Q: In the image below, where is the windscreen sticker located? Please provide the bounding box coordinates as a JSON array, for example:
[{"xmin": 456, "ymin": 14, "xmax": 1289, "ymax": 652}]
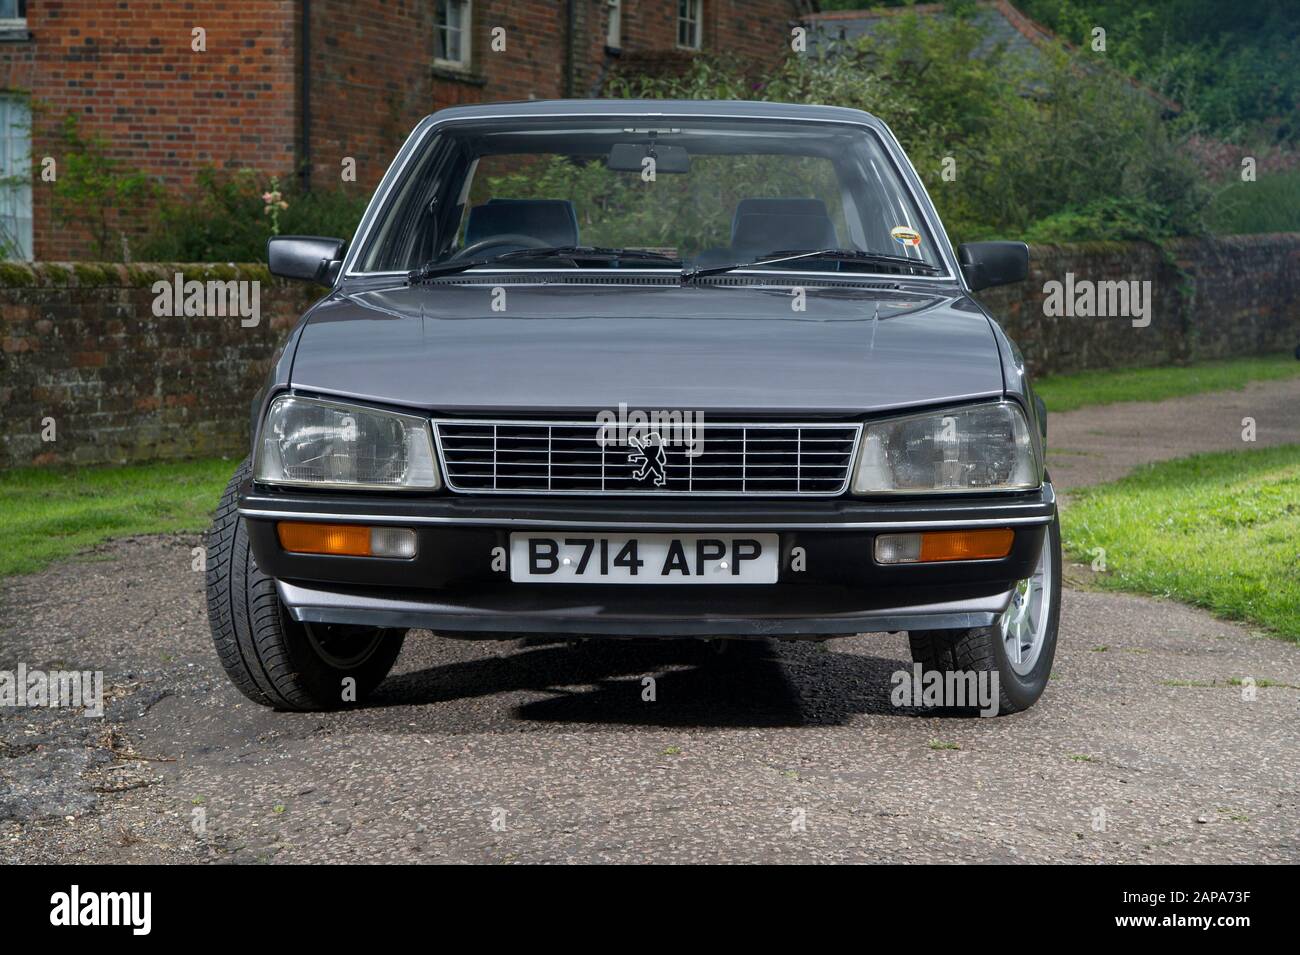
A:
[{"xmin": 890, "ymin": 226, "xmax": 922, "ymax": 248}]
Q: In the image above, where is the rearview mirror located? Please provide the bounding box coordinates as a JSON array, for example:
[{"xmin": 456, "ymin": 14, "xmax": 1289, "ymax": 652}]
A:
[
  {"xmin": 268, "ymin": 235, "xmax": 346, "ymax": 283},
  {"xmin": 607, "ymin": 143, "xmax": 690, "ymax": 174},
  {"xmin": 958, "ymin": 241, "xmax": 1029, "ymax": 291}
]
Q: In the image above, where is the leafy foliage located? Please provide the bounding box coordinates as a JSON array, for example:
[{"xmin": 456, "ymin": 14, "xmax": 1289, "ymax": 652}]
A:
[
  {"xmin": 820, "ymin": 0, "xmax": 1300, "ymax": 147},
  {"xmin": 49, "ymin": 114, "xmax": 159, "ymax": 260},
  {"xmin": 1015, "ymin": 0, "xmax": 1300, "ymax": 145},
  {"xmin": 36, "ymin": 111, "xmax": 368, "ymax": 262},
  {"xmin": 137, "ymin": 168, "xmax": 368, "ymax": 262},
  {"xmin": 606, "ymin": 11, "xmax": 1210, "ymax": 243}
]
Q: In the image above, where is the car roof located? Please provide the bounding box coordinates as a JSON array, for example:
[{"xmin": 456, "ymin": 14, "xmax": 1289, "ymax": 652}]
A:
[{"xmin": 421, "ymin": 99, "xmax": 887, "ymax": 130}]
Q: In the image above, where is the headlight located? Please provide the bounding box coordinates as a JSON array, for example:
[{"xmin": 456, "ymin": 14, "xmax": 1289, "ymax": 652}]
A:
[
  {"xmin": 851, "ymin": 401, "xmax": 1038, "ymax": 494},
  {"xmin": 255, "ymin": 395, "xmax": 440, "ymax": 490}
]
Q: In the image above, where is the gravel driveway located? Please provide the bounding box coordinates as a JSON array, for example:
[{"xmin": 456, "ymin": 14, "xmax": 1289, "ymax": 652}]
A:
[{"xmin": 3, "ymin": 381, "xmax": 1298, "ymax": 864}]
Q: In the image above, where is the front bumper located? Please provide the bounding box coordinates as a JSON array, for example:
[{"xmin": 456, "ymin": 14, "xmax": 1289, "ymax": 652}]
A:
[{"xmin": 239, "ymin": 481, "xmax": 1056, "ymax": 637}]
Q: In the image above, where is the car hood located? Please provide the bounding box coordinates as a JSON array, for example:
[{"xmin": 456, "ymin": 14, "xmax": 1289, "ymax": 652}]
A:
[{"xmin": 289, "ymin": 281, "xmax": 1005, "ymax": 416}]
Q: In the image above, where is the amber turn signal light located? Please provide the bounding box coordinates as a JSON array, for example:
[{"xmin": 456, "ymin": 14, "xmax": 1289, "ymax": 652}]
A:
[
  {"xmin": 874, "ymin": 528, "xmax": 1014, "ymax": 564},
  {"xmin": 276, "ymin": 522, "xmax": 416, "ymax": 559}
]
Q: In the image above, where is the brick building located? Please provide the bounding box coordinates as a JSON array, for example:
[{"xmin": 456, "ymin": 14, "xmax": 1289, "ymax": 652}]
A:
[{"xmin": 0, "ymin": 0, "xmax": 812, "ymax": 260}]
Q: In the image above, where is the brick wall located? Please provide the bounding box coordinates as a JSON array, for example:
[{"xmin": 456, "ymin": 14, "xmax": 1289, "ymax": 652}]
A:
[
  {"xmin": 2, "ymin": 1, "xmax": 808, "ymax": 253},
  {"xmin": 978, "ymin": 234, "xmax": 1300, "ymax": 376},
  {"xmin": 2, "ymin": 234, "xmax": 1296, "ymax": 469},
  {"xmin": 307, "ymin": 0, "xmax": 571, "ymax": 193},
  {"xmin": 0, "ymin": 263, "xmax": 315, "ymax": 467},
  {"xmin": 1, "ymin": 1, "xmax": 299, "ymax": 259}
]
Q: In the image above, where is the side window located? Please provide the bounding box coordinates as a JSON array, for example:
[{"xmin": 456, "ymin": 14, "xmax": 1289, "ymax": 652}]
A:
[
  {"xmin": 435, "ymin": 0, "xmax": 472, "ymax": 70},
  {"xmin": 0, "ymin": 94, "xmax": 32, "ymax": 260},
  {"xmin": 356, "ymin": 134, "xmax": 462, "ymax": 272}
]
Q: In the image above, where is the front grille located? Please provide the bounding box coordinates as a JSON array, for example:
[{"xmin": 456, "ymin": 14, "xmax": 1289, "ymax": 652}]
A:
[{"xmin": 434, "ymin": 420, "xmax": 861, "ymax": 496}]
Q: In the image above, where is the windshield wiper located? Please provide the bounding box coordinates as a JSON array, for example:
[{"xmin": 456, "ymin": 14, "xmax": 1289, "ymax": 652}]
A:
[
  {"xmin": 409, "ymin": 246, "xmax": 681, "ymax": 282},
  {"xmin": 504, "ymin": 246, "xmax": 681, "ymax": 264},
  {"xmin": 683, "ymin": 248, "xmax": 944, "ymax": 281}
]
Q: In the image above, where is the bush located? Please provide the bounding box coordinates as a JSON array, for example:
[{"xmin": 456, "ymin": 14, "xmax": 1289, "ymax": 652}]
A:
[
  {"xmin": 34, "ymin": 112, "xmax": 370, "ymax": 263},
  {"xmin": 1024, "ymin": 198, "xmax": 1176, "ymax": 244},
  {"xmin": 138, "ymin": 168, "xmax": 368, "ymax": 262},
  {"xmin": 605, "ymin": 9, "xmax": 1212, "ymax": 244},
  {"xmin": 1205, "ymin": 170, "xmax": 1300, "ymax": 235}
]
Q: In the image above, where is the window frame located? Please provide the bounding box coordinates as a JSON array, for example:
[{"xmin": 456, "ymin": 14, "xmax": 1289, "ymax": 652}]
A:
[
  {"xmin": 606, "ymin": 0, "xmax": 622, "ymax": 50},
  {"xmin": 0, "ymin": 0, "xmax": 27, "ymax": 31},
  {"xmin": 677, "ymin": 0, "xmax": 702, "ymax": 51},
  {"xmin": 434, "ymin": 0, "xmax": 473, "ymax": 71},
  {"xmin": 0, "ymin": 94, "xmax": 33, "ymax": 261}
]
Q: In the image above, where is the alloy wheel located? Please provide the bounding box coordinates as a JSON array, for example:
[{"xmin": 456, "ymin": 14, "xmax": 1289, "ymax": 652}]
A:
[{"xmin": 1000, "ymin": 536, "xmax": 1052, "ymax": 677}]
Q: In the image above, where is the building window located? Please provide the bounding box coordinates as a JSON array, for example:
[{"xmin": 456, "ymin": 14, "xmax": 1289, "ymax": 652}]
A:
[
  {"xmin": 677, "ymin": 0, "xmax": 701, "ymax": 50},
  {"xmin": 0, "ymin": 0, "xmax": 27, "ymax": 30},
  {"xmin": 435, "ymin": 0, "xmax": 472, "ymax": 69},
  {"xmin": 0, "ymin": 95, "xmax": 32, "ymax": 260},
  {"xmin": 606, "ymin": 0, "xmax": 622, "ymax": 49}
]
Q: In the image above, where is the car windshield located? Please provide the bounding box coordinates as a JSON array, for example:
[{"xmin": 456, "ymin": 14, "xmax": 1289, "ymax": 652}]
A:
[{"xmin": 353, "ymin": 116, "xmax": 946, "ymax": 276}]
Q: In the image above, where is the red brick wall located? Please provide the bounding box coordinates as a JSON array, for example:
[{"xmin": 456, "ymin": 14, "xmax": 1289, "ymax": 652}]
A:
[
  {"xmin": 308, "ymin": 0, "xmax": 570, "ymax": 192},
  {"xmin": 2, "ymin": 1, "xmax": 298, "ymax": 260},
  {"xmin": 1, "ymin": 1, "xmax": 806, "ymax": 255},
  {"xmin": 608, "ymin": 0, "xmax": 800, "ymax": 85}
]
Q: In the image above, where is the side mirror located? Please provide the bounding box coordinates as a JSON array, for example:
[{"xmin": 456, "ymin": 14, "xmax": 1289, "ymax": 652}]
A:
[
  {"xmin": 268, "ymin": 235, "xmax": 346, "ymax": 283},
  {"xmin": 958, "ymin": 241, "xmax": 1028, "ymax": 291}
]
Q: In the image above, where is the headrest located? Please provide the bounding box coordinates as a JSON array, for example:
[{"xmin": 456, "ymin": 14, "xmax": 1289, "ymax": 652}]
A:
[
  {"xmin": 731, "ymin": 212, "xmax": 838, "ymax": 256},
  {"xmin": 464, "ymin": 199, "xmax": 579, "ymax": 248},
  {"xmin": 732, "ymin": 198, "xmax": 830, "ymax": 242}
]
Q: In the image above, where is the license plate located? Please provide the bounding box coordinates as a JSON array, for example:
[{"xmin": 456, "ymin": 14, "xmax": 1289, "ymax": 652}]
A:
[{"xmin": 509, "ymin": 533, "xmax": 779, "ymax": 584}]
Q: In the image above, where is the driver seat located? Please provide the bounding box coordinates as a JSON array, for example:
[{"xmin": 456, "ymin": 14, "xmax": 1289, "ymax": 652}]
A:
[{"xmin": 464, "ymin": 199, "xmax": 580, "ymax": 248}]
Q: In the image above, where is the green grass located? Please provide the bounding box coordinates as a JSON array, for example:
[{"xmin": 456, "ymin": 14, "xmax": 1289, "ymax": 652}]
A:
[
  {"xmin": 0, "ymin": 458, "xmax": 236, "ymax": 578},
  {"xmin": 1034, "ymin": 353, "xmax": 1300, "ymax": 413},
  {"xmin": 1061, "ymin": 445, "xmax": 1300, "ymax": 641}
]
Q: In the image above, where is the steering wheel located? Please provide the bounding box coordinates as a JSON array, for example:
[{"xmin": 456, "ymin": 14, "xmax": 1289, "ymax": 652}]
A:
[{"xmin": 451, "ymin": 233, "xmax": 554, "ymax": 261}]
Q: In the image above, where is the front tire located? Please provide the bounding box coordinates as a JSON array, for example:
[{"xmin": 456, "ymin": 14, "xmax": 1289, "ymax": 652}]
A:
[
  {"xmin": 205, "ymin": 460, "xmax": 405, "ymax": 711},
  {"xmin": 907, "ymin": 512, "xmax": 1062, "ymax": 715}
]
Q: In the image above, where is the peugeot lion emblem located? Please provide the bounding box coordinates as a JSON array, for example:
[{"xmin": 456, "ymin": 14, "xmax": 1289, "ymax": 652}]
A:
[{"xmin": 627, "ymin": 432, "xmax": 669, "ymax": 487}]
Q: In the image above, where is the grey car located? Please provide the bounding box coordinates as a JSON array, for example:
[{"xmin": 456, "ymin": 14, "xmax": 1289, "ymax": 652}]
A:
[{"xmin": 206, "ymin": 99, "xmax": 1060, "ymax": 715}]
